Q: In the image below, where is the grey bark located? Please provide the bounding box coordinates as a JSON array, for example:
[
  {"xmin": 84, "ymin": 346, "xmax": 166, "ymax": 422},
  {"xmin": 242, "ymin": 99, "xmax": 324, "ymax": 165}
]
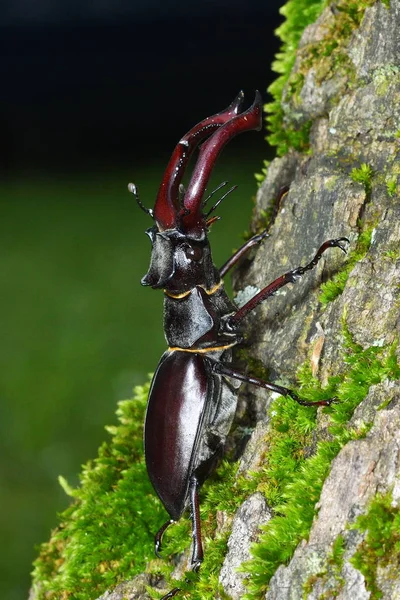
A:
[{"xmin": 221, "ymin": 1, "xmax": 400, "ymax": 598}]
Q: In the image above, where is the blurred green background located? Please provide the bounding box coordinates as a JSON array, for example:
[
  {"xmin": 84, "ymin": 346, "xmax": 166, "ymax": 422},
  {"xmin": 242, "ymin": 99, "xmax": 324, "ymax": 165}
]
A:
[
  {"xmin": 1, "ymin": 0, "xmax": 282, "ymax": 597},
  {"xmin": 0, "ymin": 152, "xmax": 265, "ymax": 600}
]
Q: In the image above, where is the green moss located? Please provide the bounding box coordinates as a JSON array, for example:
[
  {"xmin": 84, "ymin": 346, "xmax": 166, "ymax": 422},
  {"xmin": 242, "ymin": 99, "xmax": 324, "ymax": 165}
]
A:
[
  {"xmin": 240, "ymin": 330, "xmax": 399, "ymax": 599},
  {"xmin": 236, "ymin": 348, "xmax": 270, "ymax": 380},
  {"xmin": 350, "ymin": 163, "xmax": 374, "ymax": 193},
  {"xmin": 383, "ymin": 248, "xmax": 400, "ymax": 262},
  {"xmin": 386, "ymin": 175, "xmax": 398, "ymax": 197},
  {"xmin": 319, "ymin": 225, "xmax": 374, "ymax": 305},
  {"xmin": 350, "ymin": 491, "xmax": 400, "ymax": 599},
  {"xmin": 302, "ymin": 534, "xmax": 346, "ymax": 598},
  {"xmin": 261, "ymin": 0, "xmax": 377, "ymax": 170},
  {"xmin": 255, "ymin": 159, "xmax": 270, "ymax": 188},
  {"xmin": 260, "ymin": 0, "xmax": 326, "ymax": 162},
  {"xmin": 31, "ymin": 330, "xmax": 400, "ymax": 599},
  {"xmin": 31, "ymin": 379, "xmax": 169, "ymax": 600},
  {"xmin": 372, "ymin": 64, "xmax": 400, "ymax": 96}
]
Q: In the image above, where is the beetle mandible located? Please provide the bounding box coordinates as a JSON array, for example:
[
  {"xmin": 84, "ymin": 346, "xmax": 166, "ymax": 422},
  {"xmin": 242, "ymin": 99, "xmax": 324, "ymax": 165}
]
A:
[{"xmin": 128, "ymin": 91, "xmax": 348, "ymax": 598}]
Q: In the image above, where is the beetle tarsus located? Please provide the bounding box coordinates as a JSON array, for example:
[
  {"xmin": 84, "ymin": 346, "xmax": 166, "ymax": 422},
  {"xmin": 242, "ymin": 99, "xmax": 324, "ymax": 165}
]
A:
[
  {"xmin": 160, "ymin": 587, "xmax": 181, "ymax": 600},
  {"xmin": 154, "ymin": 519, "xmax": 175, "ymax": 558}
]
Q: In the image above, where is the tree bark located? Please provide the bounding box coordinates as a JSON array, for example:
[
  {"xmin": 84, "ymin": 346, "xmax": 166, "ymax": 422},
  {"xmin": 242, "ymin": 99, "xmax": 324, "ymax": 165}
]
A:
[{"xmin": 221, "ymin": 1, "xmax": 400, "ymax": 598}]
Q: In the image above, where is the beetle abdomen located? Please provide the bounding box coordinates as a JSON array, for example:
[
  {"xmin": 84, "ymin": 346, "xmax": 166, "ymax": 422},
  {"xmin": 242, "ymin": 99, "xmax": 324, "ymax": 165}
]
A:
[{"xmin": 144, "ymin": 351, "xmax": 211, "ymax": 520}]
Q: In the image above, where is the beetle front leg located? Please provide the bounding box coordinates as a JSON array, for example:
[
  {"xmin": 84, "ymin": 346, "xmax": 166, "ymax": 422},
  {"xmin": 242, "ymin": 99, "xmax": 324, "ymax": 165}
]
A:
[
  {"xmin": 219, "ymin": 230, "xmax": 269, "ymax": 278},
  {"xmin": 227, "ymin": 237, "xmax": 349, "ymax": 326},
  {"xmin": 211, "ymin": 361, "xmax": 336, "ymax": 407},
  {"xmin": 219, "ymin": 186, "xmax": 290, "ymax": 278}
]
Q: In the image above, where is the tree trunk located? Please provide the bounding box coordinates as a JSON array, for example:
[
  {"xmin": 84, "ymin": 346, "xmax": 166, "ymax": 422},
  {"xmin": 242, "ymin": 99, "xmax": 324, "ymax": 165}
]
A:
[{"xmin": 221, "ymin": 1, "xmax": 400, "ymax": 598}]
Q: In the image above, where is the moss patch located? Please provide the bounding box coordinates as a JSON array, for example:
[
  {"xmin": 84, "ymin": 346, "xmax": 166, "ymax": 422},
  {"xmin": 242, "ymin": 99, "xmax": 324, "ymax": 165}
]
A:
[
  {"xmin": 240, "ymin": 330, "xmax": 399, "ymax": 599},
  {"xmin": 350, "ymin": 491, "xmax": 400, "ymax": 599},
  {"xmin": 302, "ymin": 534, "xmax": 346, "ymax": 598},
  {"xmin": 264, "ymin": 0, "xmax": 326, "ymax": 157},
  {"xmin": 31, "ymin": 380, "xmax": 169, "ymax": 600},
  {"xmin": 386, "ymin": 175, "xmax": 398, "ymax": 197},
  {"xmin": 262, "ymin": 0, "xmax": 378, "ymax": 164},
  {"xmin": 319, "ymin": 225, "xmax": 374, "ymax": 305},
  {"xmin": 31, "ymin": 333, "xmax": 399, "ymax": 599}
]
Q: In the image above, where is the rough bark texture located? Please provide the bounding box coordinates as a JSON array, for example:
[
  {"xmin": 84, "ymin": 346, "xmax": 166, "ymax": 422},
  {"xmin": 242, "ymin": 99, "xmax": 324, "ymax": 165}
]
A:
[
  {"xmin": 265, "ymin": 381, "xmax": 400, "ymax": 600},
  {"xmin": 222, "ymin": 1, "xmax": 400, "ymax": 598}
]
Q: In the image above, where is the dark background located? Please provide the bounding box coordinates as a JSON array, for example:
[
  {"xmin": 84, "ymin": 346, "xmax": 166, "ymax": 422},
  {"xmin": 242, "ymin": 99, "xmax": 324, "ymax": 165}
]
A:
[{"xmin": 1, "ymin": 2, "xmax": 282, "ymax": 599}]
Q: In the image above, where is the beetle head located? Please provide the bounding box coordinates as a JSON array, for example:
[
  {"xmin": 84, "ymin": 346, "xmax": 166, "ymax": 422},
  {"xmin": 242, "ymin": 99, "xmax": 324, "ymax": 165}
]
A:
[
  {"xmin": 130, "ymin": 91, "xmax": 262, "ymax": 291},
  {"xmin": 141, "ymin": 227, "xmax": 217, "ymax": 292}
]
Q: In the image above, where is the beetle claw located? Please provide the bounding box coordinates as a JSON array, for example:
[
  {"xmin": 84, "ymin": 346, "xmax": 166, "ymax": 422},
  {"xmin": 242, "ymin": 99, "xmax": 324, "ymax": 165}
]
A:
[
  {"xmin": 155, "ymin": 542, "xmax": 163, "ymax": 559},
  {"xmin": 192, "ymin": 560, "xmax": 202, "ymax": 572},
  {"xmin": 327, "ymin": 395, "xmax": 340, "ymax": 405},
  {"xmin": 333, "ymin": 237, "xmax": 350, "ymax": 254},
  {"xmin": 160, "ymin": 587, "xmax": 181, "ymax": 600},
  {"xmin": 321, "ymin": 396, "xmax": 340, "ymax": 406}
]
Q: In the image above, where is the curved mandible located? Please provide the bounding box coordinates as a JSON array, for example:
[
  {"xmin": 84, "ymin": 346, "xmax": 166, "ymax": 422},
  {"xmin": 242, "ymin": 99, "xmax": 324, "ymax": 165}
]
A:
[
  {"xmin": 154, "ymin": 91, "xmax": 245, "ymax": 231},
  {"xmin": 182, "ymin": 91, "xmax": 262, "ymax": 234}
]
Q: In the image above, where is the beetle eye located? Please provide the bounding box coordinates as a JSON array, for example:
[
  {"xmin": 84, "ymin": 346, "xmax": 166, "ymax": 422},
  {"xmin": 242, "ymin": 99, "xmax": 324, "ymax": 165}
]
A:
[{"xmin": 183, "ymin": 244, "xmax": 203, "ymax": 261}]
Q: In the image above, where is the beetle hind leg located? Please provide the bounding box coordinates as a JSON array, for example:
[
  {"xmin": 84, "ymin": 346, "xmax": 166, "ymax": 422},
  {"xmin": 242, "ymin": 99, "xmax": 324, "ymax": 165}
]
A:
[
  {"xmin": 189, "ymin": 475, "xmax": 204, "ymax": 571},
  {"xmin": 155, "ymin": 518, "xmax": 175, "ymax": 558}
]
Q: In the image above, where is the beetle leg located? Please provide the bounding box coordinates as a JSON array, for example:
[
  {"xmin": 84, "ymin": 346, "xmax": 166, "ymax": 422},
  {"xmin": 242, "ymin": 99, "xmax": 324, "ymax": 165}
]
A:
[
  {"xmin": 189, "ymin": 475, "xmax": 204, "ymax": 571},
  {"xmin": 158, "ymin": 478, "xmax": 203, "ymax": 600},
  {"xmin": 219, "ymin": 186, "xmax": 290, "ymax": 277},
  {"xmin": 160, "ymin": 587, "xmax": 181, "ymax": 600},
  {"xmin": 228, "ymin": 237, "xmax": 349, "ymax": 327},
  {"xmin": 211, "ymin": 361, "xmax": 336, "ymax": 407},
  {"xmin": 154, "ymin": 519, "xmax": 175, "ymax": 558},
  {"xmin": 219, "ymin": 230, "xmax": 270, "ymax": 278}
]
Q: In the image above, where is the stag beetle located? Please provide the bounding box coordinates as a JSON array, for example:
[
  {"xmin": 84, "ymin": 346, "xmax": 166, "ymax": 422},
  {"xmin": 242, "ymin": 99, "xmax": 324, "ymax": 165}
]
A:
[{"xmin": 128, "ymin": 91, "xmax": 348, "ymax": 598}]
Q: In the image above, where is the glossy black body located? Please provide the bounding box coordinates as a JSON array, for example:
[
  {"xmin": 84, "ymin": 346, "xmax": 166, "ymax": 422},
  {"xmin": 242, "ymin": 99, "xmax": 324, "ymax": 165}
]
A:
[{"xmin": 144, "ymin": 230, "xmax": 239, "ymax": 521}]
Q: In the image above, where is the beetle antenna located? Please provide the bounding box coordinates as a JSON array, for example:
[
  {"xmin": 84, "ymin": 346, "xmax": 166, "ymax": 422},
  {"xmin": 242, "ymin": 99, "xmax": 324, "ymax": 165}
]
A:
[
  {"xmin": 205, "ymin": 185, "xmax": 238, "ymax": 217},
  {"xmin": 202, "ymin": 181, "xmax": 228, "ymax": 208},
  {"xmin": 128, "ymin": 183, "xmax": 154, "ymax": 218}
]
